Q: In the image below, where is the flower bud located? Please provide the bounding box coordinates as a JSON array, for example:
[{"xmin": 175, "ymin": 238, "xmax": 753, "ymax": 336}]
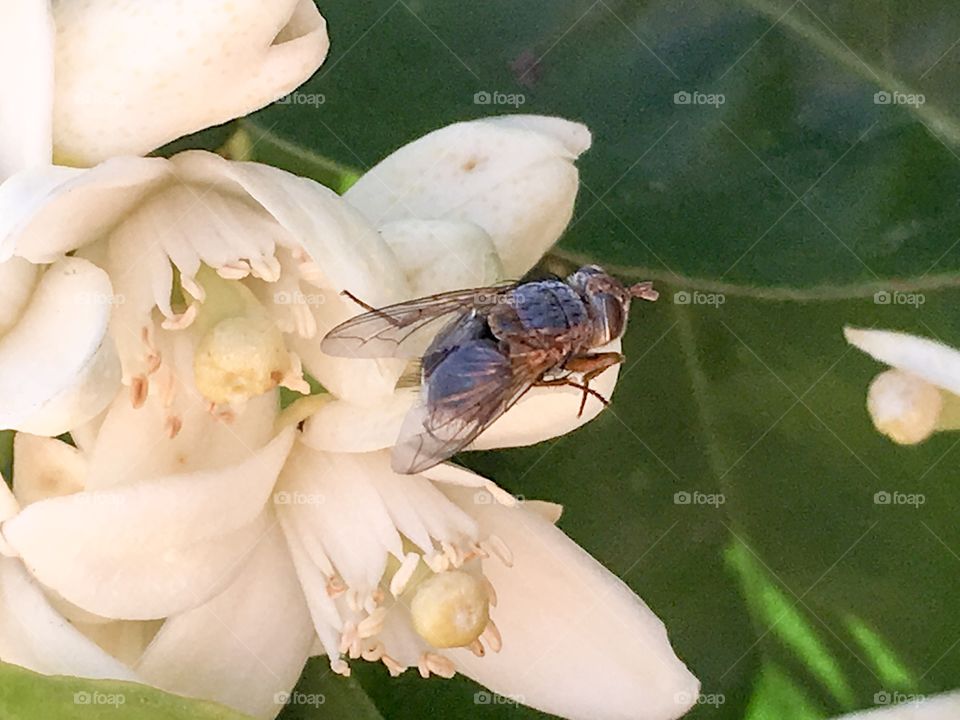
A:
[{"xmin": 866, "ymin": 369, "xmax": 942, "ymax": 445}]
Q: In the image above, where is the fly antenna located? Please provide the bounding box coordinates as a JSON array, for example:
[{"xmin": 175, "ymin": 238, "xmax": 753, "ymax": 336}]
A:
[{"xmin": 629, "ymin": 282, "xmax": 659, "ymax": 302}]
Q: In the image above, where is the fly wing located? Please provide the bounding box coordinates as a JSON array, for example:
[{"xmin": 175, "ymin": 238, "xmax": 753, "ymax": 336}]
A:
[
  {"xmin": 321, "ymin": 284, "xmax": 517, "ymax": 360},
  {"xmin": 391, "ymin": 341, "xmax": 554, "ymax": 474}
]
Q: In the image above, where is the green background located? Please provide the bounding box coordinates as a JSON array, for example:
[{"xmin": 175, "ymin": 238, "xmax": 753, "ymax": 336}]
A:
[{"xmin": 12, "ymin": 0, "xmax": 960, "ymax": 718}]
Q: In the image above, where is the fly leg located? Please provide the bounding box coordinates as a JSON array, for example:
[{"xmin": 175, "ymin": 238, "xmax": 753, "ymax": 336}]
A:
[
  {"xmin": 563, "ymin": 351, "xmax": 625, "ymax": 417},
  {"xmin": 534, "ymin": 375, "xmax": 610, "ymax": 415}
]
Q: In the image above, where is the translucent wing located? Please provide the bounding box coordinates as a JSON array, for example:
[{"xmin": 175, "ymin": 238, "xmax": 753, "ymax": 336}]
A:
[
  {"xmin": 391, "ymin": 340, "xmax": 554, "ymax": 474},
  {"xmin": 321, "ymin": 283, "xmax": 517, "ymax": 359}
]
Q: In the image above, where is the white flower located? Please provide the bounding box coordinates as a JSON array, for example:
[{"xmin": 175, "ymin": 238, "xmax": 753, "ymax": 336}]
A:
[
  {"xmin": 0, "ymin": 117, "xmax": 698, "ymax": 720},
  {"xmin": 845, "ymin": 328, "xmax": 960, "ymax": 444},
  {"xmin": 0, "ymin": 0, "xmax": 329, "ymax": 172},
  {"xmin": 0, "ymin": 0, "xmax": 329, "ymax": 434}
]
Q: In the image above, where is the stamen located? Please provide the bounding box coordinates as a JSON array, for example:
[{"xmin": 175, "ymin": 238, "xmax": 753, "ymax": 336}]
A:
[
  {"xmin": 326, "ymin": 575, "xmax": 346, "ymax": 598},
  {"xmin": 357, "ymin": 607, "xmax": 387, "ymax": 639},
  {"xmin": 131, "ymin": 376, "xmax": 148, "ymax": 409},
  {"xmin": 330, "ymin": 658, "xmax": 351, "ymax": 677},
  {"xmin": 481, "ymin": 576, "xmax": 498, "ymax": 607},
  {"xmin": 481, "ymin": 620, "xmax": 502, "ymax": 653},
  {"xmin": 390, "ymin": 552, "xmax": 420, "ymax": 597},
  {"xmin": 424, "ymin": 652, "xmax": 455, "ymax": 679},
  {"xmin": 381, "ymin": 654, "xmax": 405, "ymax": 677},
  {"xmin": 484, "ymin": 535, "xmax": 513, "ymax": 567},
  {"xmin": 217, "ymin": 261, "xmax": 251, "ymax": 280},
  {"xmin": 164, "ymin": 415, "xmax": 183, "ymax": 439},
  {"xmin": 161, "ymin": 303, "xmax": 198, "ymax": 331},
  {"xmin": 468, "ymin": 639, "xmax": 485, "ymax": 657}
]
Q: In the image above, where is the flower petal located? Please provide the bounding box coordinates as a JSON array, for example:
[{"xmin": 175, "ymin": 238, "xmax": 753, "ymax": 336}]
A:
[
  {"xmin": 0, "ymin": 557, "xmax": 136, "ymax": 680},
  {"xmin": 136, "ymin": 524, "xmax": 314, "ymax": 720},
  {"xmin": 442, "ymin": 487, "xmax": 698, "ymax": 720},
  {"xmin": 0, "ymin": 257, "xmax": 39, "ymax": 335},
  {"xmin": 845, "ymin": 327, "xmax": 960, "ymax": 397},
  {"xmin": 52, "ymin": 0, "xmax": 329, "ymax": 165},
  {"xmin": 174, "ymin": 151, "xmax": 411, "ymax": 404},
  {"xmin": 0, "ymin": 0, "xmax": 54, "ymax": 178},
  {"xmin": 378, "ymin": 219, "xmax": 503, "ymax": 294},
  {"xmin": 345, "ymin": 116, "xmax": 591, "ymax": 276},
  {"xmin": 3, "ymin": 429, "xmax": 295, "ymax": 619},
  {"xmin": 12, "ymin": 433, "xmax": 86, "ymax": 507},
  {"xmin": 0, "ymin": 157, "xmax": 169, "ymax": 262},
  {"xmin": 0, "ymin": 257, "xmax": 121, "ymax": 435}
]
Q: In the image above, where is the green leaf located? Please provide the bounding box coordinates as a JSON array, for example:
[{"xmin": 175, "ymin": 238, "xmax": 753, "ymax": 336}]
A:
[
  {"xmin": 278, "ymin": 658, "xmax": 385, "ymax": 720},
  {"xmin": 0, "ymin": 662, "xmax": 254, "ymax": 720},
  {"xmin": 250, "ymin": 0, "xmax": 960, "ymax": 288}
]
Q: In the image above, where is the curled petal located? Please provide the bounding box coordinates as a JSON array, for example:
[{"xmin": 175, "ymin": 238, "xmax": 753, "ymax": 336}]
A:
[
  {"xmin": 0, "ymin": 157, "xmax": 169, "ymax": 262},
  {"xmin": 53, "ymin": 0, "xmax": 329, "ymax": 164},
  {"xmin": 0, "ymin": 258, "xmax": 39, "ymax": 335},
  {"xmin": 0, "ymin": 0, "xmax": 54, "ymax": 178},
  {"xmin": 443, "ymin": 487, "xmax": 698, "ymax": 720},
  {"xmin": 0, "ymin": 257, "xmax": 121, "ymax": 435},
  {"xmin": 3, "ymin": 429, "xmax": 295, "ymax": 619},
  {"xmin": 845, "ymin": 327, "xmax": 960, "ymax": 397},
  {"xmin": 345, "ymin": 116, "xmax": 591, "ymax": 276},
  {"xmin": 0, "ymin": 557, "xmax": 136, "ymax": 681},
  {"xmin": 136, "ymin": 524, "xmax": 314, "ymax": 720}
]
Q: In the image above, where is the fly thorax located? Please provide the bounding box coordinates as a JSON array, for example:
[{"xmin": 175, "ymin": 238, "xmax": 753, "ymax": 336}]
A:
[{"xmin": 585, "ymin": 292, "xmax": 629, "ymax": 346}]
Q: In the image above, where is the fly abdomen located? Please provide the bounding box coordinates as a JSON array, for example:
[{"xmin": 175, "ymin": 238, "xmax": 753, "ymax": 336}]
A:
[
  {"xmin": 425, "ymin": 340, "xmax": 511, "ymax": 413},
  {"xmin": 489, "ymin": 279, "xmax": 589, "ymax": 345}
]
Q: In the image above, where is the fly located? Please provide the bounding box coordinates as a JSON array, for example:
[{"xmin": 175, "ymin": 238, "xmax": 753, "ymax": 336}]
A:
[{"xmin": 320, "ymin": 265, "xmax": 658, "ymax": 474}]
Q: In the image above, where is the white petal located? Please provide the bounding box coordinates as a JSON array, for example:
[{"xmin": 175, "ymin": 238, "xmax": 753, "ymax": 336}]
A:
[
  {"xmin": 3, "ymin": 429, "xmax": 294, "ymax": 619},
  {"xmin": 845, "ymin": 327, "xmax": 960, "ymax": 397},
  {"xmin": 174, "ymin": 151, "xmax": 411, "ymax": 404},
  {"xmin": 833, "ymin": 692, "xmax": 960, "ymax": 719},
  {"xmin": 136, "ymin": 524, "xmax": 314, "ymax": 720},
  {"xmin": 472, "ymin": 340, "xmax": 620, "ymax": 449},
  {"xmin": 52, "ymin": 0, "xmax": 329, "ymax": 165},
  {"xmin": 300, "ymin": 389, "xmax": 418, "ymax": 454},
  {"xmin": 0, "ymin": 157, "xmax": 170, "ymax": 262},
  {"xmin": 0, "ymin": 257, "xmax": 39, "ymax": 335},
  {"xmin": 0, "ymin": 257, "xmax": 121, "ymax": 435},
  {"xmin": 12, "ymin": 433, "xmax": 86, "ymax": 507},
  {"xmin": 443, "ymin": 488, "xmax": 698, "ymax": 720},
  {"xmin": 0, "ymin": 557, "xmax": 136, "ymax": 680},
  {"xmin": 0, "ymin": 0, "xmax": 54, "ymax": 178},
  {"xmin": 85, "ymin": 383, "xmax": 279, "ymax": 491},
  {"xmin": 379, "ymin": 219, "xmax": 503, "ymax": 294},
  {"xmin": 275, "ymin": 444, "xmax": 403, "ymax": 597},
  {"xmin": 345, "ymin": 116, "xmax": 591, "ymax": 276}
]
